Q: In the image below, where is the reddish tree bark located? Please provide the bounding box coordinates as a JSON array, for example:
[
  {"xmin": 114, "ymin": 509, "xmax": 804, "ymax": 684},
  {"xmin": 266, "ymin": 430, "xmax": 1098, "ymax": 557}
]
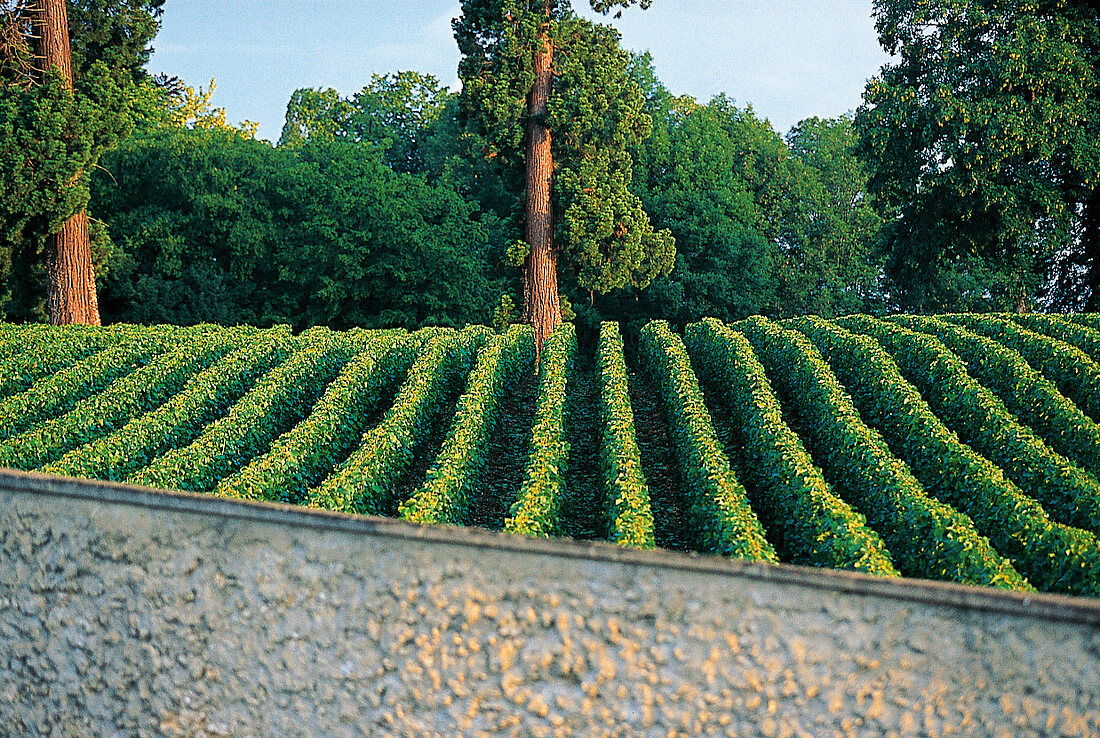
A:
[
  {"xmin": 521, "ymin": 16, "xmax": 561, "ymax": 359},
  {"xmin": 30, "ymin": 0, "xmax": 101, "ymax": 325},
  {"xmin": 44, "ymin": 210, "xmax": 100, "ymax": 323}
]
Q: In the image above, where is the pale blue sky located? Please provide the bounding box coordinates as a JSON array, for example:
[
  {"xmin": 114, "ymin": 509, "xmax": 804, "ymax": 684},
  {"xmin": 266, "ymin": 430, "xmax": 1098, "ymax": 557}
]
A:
[{"xmin": 148, "ymin": 0, "xmax": 891, "ymax": 143}]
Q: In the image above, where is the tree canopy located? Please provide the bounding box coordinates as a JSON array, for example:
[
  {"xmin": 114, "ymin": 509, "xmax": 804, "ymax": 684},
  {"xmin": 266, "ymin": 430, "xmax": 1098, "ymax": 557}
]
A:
[
  {"xmin": 857, "ymin": 0, "xmax": 1100, "ymax": 311},
  {"xmin": 92, "ymin": 108, "xmax": 500, "ymax": 330},
  {"xmin": 20, "ymin": 0, "xmax": 1091, "ymax": 332}
]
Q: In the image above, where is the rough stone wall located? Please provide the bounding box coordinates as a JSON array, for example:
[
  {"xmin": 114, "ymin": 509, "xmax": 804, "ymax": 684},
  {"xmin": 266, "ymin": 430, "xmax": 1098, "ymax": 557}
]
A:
[{"xmin": 2, "ymin": 470, "xmax": 1099, "ymax": 738}]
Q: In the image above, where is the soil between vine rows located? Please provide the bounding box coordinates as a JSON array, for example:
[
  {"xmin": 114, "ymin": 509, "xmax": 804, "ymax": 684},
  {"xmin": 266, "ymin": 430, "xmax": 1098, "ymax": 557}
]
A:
[
  {"xmin": 467, "ymin": 372, "xmax": 538, "ymax": 530},
  {"xmin": 626, "ymin": 368, "xmax": 693, "ymax": 552},
  {"xmin": 559, "ymin": 368, "xmax": 605, "ymax": 540},
  {"xmin": 381, "ymin": 380, "xmax": 468, "ymax": 518}
]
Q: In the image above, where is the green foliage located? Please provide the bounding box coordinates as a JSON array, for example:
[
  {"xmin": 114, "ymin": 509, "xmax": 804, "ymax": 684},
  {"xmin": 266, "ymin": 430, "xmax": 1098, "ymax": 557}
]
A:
[
  {"xmin": 784, "ymin": 115, "xmax": 885, "ymax": 313},
  {"xmin": 278, "ymin": 87, "xmax": 356, "ymax": 149},
  {"xmin": 0, "ymin": 322, "xmax": 123, "ymax": 398},
  {"xmin": 613, "ymin": 81, "xmax": 881, "ymax": 328},
  {"xmin": 272, "ymin": 139, "xmax": 499, "ymax": 329},
  {"xmin": 505, "ymin": 323, "xmax": 576, "ymax": 536},
  {"xmin": 400, "ymin": 325, "xmax": 535, "ymax": 525},
  {"xmin": 0, "ymin": 0, "xmax": 163, "ymax": 319},
  {"xmin": 595, "ymin": 321, "xmax": 654, "ymax": 548},
  {"xmin": 737, "ymin": 316, "xmax": 1028, "ymax": 588},
  {"xmin": 1071, "ymin": 314, "xmax": 1100, "ymax": 332},
  {"xmin": 945, "ymin": 314, "xmax": 1100, "ymax": 424},
  {"xmin": 217, "ymin": 331, "xmax": 417, "ymax": 504},
  {"xmin": 638, "ymin": 320, "xmax": 778, "ymax": 562},
  {"xmin": 454, "ymin": 1, "xmax": 674, "ymax": 299},
  {"xmin": 42, "ymin": 331, "xmax": 293, "ymax": 481},
  {"xmin": 794, "ymin": 316, "xmax": 1100, "ymax": 596},
  {"xmin": 0, "ymin": 326, "xmax": 176, "ymax": 440},
  {"xmin": 549, "ymin": 18, "xmax": 674, "ymax": 295},
  {"xmin": 893, "ymin": 314, "xmax": 1100, "ymax": 477},
  {"xmin": 5, "ymin": 317, "xmax": 1100, "ymax": 595},
  {"xmin": 1007, "ymin": 313, "xmax": 1100, "ymax": 366},
  {"xmin": 685, "ymin": 318, "xmax": 896, "ymax": 574},
  {"xmin": 0, "ymin": 65, "xmax": 133, "ymax": 235},
  {"xmin": 627, "ymin": 97, "xmax": 781, "ymax": 322},
  {"xmin": 309, "ymin": 327, "xmax": 487, "ymax": 515},
  {"xmin": 131, "ymin": 327, "xmax": 358, "ymax": 492},
  {"xmin": 91, "ymin": 126, "xmax": 284, "ymax": 324},
  {"xmin": 279, "ymin": 72, "xmax": 453, "ymax": 175},
  {"xmin": 839, "ymin": 314, "xmax": 1100, "ymax": 536},
  {"xmin": 67, "ymin": 0, "xmax": 165, "ymax": 83},
  {"xmin": 490, "ymin": 293, "xmax": 517, "ymax": 333},
  {"xmin": 858, "ymin": 0, "xmax": 1100, "ymax": 311},
  {"xmin": 0, "ymin": 65, "xmax": 136, "ymax": 318},
  {"xmin": 151, "ymin": 79, "xmax": 259, "ymax": 137},
  {"xmin": 91, "ymin": 127, "xmax": 499, "ymax": 329},
  {"xmin": 0, "ymin": 326, "xmax": 259, "ymax": 470},
  {"xmin": 351, "ymin": 72, "xmax": 455, "ymax": 174}
]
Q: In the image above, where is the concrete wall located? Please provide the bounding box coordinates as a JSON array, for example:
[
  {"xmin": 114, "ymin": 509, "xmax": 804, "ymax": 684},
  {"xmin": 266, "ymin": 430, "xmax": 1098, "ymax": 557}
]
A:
[{"xmin": 2, "ymin": 468, "xmax": 1099, "ymax": 738}]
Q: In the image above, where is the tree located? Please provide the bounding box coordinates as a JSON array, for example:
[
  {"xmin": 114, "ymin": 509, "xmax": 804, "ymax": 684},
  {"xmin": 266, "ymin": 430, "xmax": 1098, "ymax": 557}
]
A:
[
  {"xmin": 350, "ymin": 71, "xmax": 454, "ymax": 174},
  {"xmin": 278, "ymin": 87, "xmax": 356, "ymax": 149},
  {"xmin": 32, "ymin": 0, "xmax": 99, "ymax": 323},
  {"xmin": 620, "ymin": 65, "xmax": 881, "ymax": 329},
  {"xmin": 91, "ymin": 126, "xmax": 284, "ymax": 325},
  {"xmin": 857, "ymin": 0, "xmax": 1100, "ymax": 312},
  {"xmin": 0, "ymin": 0, "xmax": 162, "ymax": 322},
  {"xmin": 786, "ymin": 115, "xmax": 884, "ymax": 314},
  {"xmin": 629, "ymin": 93, "xmax": 782, "ymax": 324},
  {"xmin": 453, "ymin": 0, "xmax": 673, "ymax": 354},
  {"xmin": 92, "ymin": 115, "xmax": 498, "ymax": 330},
  {"xmin": 278, "ymin": 72, "xmax": 454, "ymax": 175},
  {"xmin": 270, "ymin": 139, "xmax": 499, "ymax": 329}
]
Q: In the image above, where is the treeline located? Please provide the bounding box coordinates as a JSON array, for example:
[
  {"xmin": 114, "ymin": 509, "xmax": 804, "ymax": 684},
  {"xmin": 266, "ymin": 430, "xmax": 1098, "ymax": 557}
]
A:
[
  {"xmin": 72, "ymin": 64, "xmax": 882, "ymax": 337},
  {"xmin": 2, "ymin": 0, "xmax": 1098, "ymax": 331}
]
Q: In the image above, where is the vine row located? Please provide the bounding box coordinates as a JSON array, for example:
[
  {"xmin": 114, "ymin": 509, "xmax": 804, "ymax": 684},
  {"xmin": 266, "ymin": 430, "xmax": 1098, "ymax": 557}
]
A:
[
  {"xmin": 595, "ymin": 321, "xmax": 655, "ymax": 549},
  {"xmin": 640, "ymin": 320, "xmax": 779, "ymax": 562},
  {"xmin": 793, "ymin": 316, "xmax": 1100, "ymax": 596},
  {"xmin": 839, "ymin": 314, "xmax": 1100, "ymax": 535},
  {"xmin": 739, "ymin": 316, "xmax": 1029, "ymax": 588},
  {"xmin": 400, "ymin": 325, "xmax": 534, "ymax": 526}
]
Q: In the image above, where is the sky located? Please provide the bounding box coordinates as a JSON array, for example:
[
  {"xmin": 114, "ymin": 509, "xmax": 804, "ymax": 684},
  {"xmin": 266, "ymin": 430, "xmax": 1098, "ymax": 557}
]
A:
[{"xmin": 148, "ymin": 0, "xmax": 893, "ymax": 144}]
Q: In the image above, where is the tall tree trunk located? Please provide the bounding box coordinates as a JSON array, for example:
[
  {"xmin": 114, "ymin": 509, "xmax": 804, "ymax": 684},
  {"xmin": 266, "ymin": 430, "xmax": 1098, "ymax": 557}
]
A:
[
  {"xmin": 521, "ymin": 17, "xmax": 561, "ymax": 360},
  {"xmin": 30, "ymin": 0, "xmax": 101, "ymax": 325},
  {"xmin": 44, "ymin": 210, "xmax": 99, "ymax": 323}
]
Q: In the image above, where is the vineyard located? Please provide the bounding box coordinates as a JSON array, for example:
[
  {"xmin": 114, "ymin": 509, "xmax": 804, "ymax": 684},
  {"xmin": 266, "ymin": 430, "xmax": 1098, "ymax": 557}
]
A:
[{"xmin": 3, "ymin": 314, "xmax": 1100, "ymax": 597}]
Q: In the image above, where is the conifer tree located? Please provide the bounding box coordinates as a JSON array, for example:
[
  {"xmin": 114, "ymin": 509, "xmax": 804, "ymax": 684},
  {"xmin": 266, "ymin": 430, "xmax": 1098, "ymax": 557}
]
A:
[
  {"xmin": 1, "ymin": 0, "xmax": 160, "ymax": 322},
  {"xmin": 31, "ymin": 0, "xmax": 99, "ymax": 324},
  {"xmin": 454, "ymin": 0, "xmax": 673, "ymax": 354}
]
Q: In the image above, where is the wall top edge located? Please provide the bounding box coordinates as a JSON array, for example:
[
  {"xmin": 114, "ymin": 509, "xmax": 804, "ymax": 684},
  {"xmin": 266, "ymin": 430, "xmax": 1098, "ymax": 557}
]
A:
[{"xmin": 4, "ymin": 467, "xmax": 1099, "ymax": 625}]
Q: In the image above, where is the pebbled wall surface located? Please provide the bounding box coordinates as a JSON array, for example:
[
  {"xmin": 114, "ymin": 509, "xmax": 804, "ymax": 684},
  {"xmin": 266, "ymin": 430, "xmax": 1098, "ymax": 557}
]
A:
[{"xmin": 2, "ymin": 469, "xmax": 1099, "ymax": 738}]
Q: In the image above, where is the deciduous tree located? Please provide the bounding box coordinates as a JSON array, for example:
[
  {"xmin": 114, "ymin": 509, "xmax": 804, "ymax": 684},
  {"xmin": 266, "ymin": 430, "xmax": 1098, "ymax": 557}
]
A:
[{"xmin": 857, "ymin": 0, "xmax": 1100, "ymax": 311}]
